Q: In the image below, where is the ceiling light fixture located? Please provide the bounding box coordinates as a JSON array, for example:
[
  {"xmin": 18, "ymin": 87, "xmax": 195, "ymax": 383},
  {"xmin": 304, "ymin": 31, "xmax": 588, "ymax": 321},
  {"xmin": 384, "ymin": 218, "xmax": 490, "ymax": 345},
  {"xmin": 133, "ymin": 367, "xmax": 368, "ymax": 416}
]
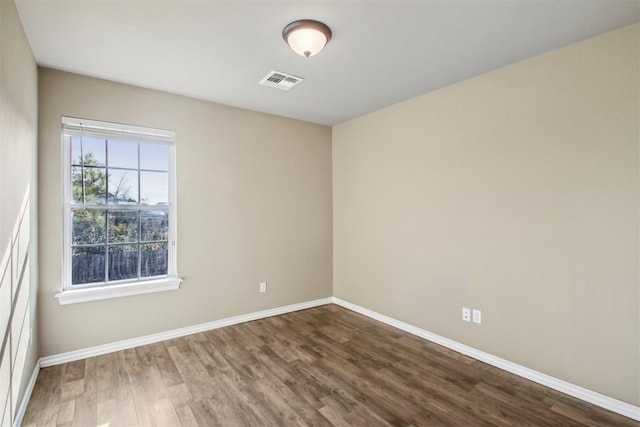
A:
[{"xmin": 282, "ymin": 19, "xmax": 332, "ymax": 58}]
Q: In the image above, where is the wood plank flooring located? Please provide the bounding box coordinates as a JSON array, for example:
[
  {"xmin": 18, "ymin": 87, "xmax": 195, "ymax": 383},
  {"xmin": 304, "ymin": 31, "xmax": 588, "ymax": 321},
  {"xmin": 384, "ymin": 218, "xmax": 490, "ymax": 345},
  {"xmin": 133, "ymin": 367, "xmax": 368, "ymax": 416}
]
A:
[{"xmin": 23, "ymin": 305, "xmax": 638, "ymax": 426}]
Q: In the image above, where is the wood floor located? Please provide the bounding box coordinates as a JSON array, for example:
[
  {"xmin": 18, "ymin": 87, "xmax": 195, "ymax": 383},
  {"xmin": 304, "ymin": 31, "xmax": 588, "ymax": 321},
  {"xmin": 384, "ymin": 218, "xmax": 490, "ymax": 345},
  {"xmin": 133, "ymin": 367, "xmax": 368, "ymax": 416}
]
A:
[{"xmin": 23, "ymin": 305, "xmax": 637, "ymax": 426}]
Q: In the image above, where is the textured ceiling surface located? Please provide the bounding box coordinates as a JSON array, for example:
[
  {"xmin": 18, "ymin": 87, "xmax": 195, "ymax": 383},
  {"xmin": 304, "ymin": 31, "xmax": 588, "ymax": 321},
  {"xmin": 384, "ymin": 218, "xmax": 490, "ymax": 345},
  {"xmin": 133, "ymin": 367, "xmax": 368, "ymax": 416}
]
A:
[{"xmin": 15, "ymin": 1, "xmax": 640, "ymax": 125}]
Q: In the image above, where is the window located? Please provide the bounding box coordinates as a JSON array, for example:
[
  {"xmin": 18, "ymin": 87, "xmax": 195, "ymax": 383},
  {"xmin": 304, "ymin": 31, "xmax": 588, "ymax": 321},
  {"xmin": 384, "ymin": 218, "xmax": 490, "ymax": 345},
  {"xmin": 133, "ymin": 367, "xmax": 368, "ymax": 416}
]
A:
[{"xmin": 56, "ymin": 117, "xmax": 180, "ymax": 305}]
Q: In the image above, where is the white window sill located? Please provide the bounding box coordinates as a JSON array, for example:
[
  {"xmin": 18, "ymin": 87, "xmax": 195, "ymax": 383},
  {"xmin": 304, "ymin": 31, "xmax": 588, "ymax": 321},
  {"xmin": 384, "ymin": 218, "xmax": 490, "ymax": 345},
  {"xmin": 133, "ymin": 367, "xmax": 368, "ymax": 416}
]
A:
[{"xmin": 55, "ymin": 277, "xmax": 182, "ymax": 305}]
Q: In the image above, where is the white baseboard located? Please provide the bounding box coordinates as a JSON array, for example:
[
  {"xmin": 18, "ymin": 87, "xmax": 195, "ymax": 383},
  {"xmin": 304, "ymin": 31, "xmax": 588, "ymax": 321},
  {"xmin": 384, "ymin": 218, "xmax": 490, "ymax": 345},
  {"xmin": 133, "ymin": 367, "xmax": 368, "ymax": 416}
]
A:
[
  {"xmin": 332, "ymin": 297, "xmax": 640, "ymax": 422},
  {"xmin": 14, "ymin": 361, "xmax": 39, "ymax": 427},
  {"xmin": 40, "ymin": 297, "xmax": 333, "ymax": 367}
]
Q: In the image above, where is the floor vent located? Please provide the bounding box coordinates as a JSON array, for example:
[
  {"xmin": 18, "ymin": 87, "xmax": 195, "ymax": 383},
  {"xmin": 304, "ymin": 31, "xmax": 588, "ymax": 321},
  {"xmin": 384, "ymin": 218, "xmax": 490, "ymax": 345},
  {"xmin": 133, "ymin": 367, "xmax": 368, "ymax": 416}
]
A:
[{"xmin": 259, "ymin": 70, "xmax": 304, "ymax": 91}]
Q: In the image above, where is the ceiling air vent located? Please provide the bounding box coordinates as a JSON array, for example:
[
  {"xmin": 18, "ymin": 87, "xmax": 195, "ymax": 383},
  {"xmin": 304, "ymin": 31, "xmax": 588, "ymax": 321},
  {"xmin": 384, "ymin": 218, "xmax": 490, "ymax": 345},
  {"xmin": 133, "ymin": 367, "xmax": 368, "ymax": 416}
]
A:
[{"xmin": 259, "ymin": 70, "xmax": 304, "ymax": 91}]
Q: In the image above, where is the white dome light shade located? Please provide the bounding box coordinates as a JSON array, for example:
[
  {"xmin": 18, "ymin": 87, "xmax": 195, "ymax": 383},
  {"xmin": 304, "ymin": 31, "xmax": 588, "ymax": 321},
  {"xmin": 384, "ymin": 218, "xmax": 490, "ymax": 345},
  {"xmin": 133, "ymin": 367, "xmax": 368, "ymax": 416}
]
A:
[
  {"xmin": 287, "ymin": 28, "xmax": 327, "ymax": 57},
  {"xmin": 283, "ymin": 20, "xmax": 332, "ymax": 58}
]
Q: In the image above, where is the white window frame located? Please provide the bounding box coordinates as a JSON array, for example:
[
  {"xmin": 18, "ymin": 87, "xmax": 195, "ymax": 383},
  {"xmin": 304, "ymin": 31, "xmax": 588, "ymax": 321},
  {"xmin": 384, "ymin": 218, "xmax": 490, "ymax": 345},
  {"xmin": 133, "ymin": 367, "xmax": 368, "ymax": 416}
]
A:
[{"xmin": 56, "ymin": 117, "xmax": 181, "ymax": 305}]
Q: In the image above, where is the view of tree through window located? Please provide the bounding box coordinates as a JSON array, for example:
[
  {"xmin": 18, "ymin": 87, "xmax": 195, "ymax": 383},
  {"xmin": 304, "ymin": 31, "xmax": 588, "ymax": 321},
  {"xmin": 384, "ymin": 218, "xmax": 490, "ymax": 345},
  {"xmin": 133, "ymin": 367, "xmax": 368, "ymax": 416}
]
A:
[{"xmin": 65, "ymin": 127, "xmax": 173, "ymax": 287}]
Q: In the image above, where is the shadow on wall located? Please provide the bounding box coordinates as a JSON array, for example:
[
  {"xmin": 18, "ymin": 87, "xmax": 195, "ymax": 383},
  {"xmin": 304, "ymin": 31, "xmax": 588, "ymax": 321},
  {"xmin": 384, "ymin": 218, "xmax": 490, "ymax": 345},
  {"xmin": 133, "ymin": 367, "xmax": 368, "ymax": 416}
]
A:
[{"xmin": 0, "ymin": 186, "xmax": 32, "ymax": 425}]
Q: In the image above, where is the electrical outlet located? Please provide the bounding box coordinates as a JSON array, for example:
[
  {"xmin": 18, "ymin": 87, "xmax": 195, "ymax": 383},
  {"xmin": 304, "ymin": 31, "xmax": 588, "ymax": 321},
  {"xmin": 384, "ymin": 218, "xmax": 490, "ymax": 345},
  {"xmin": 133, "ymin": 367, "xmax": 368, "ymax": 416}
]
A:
[
  {"xmin": 473, "ymin": 309, "xmax": 482, "ymax": 324},
  {"xmin": 462, "ymin": 307, "xmax": 471, "ymax": 322},
  {"xmin": 259, "ymin": 281, "xmax": 267, "ymax": 293}
]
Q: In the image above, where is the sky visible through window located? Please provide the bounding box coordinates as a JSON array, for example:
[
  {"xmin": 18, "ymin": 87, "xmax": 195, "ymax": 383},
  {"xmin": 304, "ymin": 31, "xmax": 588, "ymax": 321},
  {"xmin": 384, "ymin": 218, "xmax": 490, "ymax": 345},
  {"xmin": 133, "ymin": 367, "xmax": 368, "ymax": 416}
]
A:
[{"xmin": 71, "ymin": 136, "xmax": 169, "ymax": 205}]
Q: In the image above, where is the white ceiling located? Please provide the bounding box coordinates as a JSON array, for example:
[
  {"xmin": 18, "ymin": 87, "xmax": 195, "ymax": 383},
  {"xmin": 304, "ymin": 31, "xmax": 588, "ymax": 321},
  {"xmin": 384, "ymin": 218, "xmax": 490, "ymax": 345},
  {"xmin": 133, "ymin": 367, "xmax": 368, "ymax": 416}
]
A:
[{"xmin": 15, "ymin": 1, "xmax": 640, "ymax": 126}]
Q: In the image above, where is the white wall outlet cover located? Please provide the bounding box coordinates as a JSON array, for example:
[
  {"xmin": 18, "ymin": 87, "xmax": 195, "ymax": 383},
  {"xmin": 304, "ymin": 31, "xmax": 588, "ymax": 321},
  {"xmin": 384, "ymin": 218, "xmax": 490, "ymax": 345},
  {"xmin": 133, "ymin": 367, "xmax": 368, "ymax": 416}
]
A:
[
  {"xmin": 473, "ymin": 309, "xmax": 482, "ymax": 324},
  {"xmin": 462, "ymin": 307, "xmax": 471, "ymax": 322},
  {"xmin": 259, "ymin": 282, "xmax": 267, "ymax": 293}
]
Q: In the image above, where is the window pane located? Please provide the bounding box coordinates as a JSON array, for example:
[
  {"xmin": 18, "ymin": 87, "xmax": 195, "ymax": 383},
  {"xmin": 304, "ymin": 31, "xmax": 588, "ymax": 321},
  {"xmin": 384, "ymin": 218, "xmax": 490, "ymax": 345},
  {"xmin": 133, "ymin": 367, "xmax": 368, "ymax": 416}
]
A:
[
  {"xmin": 65, "ymin": 118, "xmax": 175, "ymax": 289},
  {"xmin": 82, "ymin": 136, "xmax": 106, "ymax": 167},
  {"xmin": 108, "ymin": 139, "xmax": 138, "ymax": 169},
  {"xmin": 140, "ymin": 211, "xmax": 168, "ymax": 242},
  {"xmin": 140, "ymin": 144, "xmax": 169, "ymax": 171},
  {"xmin": 108, "ymin": 169, "xmax": 138, "ymax": 204},
  {"xmin": 108, "ymin": 245, "xmax": 138, "ymax": 281},
  {"xmin": 70, "ymin": 135, "xmax": 82, "ymax": 166},
  {"xmin": 108, "ymin": 211, "xmax": 139, "ymax": 243},
  {"xmin": 140, "ymin": 171, "xmax": 168, "ymax": 205},
  {"xmin": 83, "ymin": 167, "xmax": 107, "ymax": 203},
  {"xmin": 72, "ymin": 166, "xmax": 83, "ymax": 203},
  {"xmin": 141, "ymin": 242, "xmax": 168, "ymax": 277},
  {"xmin": 72, "ymin": 246, "xmax": 105, "ymax": 285},
  {"xmin": 72, "ymin": 209, "xmax": 106, "ymax": 245}
]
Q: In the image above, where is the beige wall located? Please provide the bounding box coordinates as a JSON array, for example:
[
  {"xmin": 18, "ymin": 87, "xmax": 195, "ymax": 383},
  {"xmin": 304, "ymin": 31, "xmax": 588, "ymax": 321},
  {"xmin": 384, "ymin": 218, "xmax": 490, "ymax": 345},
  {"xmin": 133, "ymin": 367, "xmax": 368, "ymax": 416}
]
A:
[
  {"xmin": 333, "ymin": 25, "xmax": 639, "ymax": 405},
  {"xmin": 38, "ymin": 68, "xmax": 332, "ymax": 356},
  {"xmin": 0, "ymin": 0, "xmax": 39, "ymax": 417}
]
